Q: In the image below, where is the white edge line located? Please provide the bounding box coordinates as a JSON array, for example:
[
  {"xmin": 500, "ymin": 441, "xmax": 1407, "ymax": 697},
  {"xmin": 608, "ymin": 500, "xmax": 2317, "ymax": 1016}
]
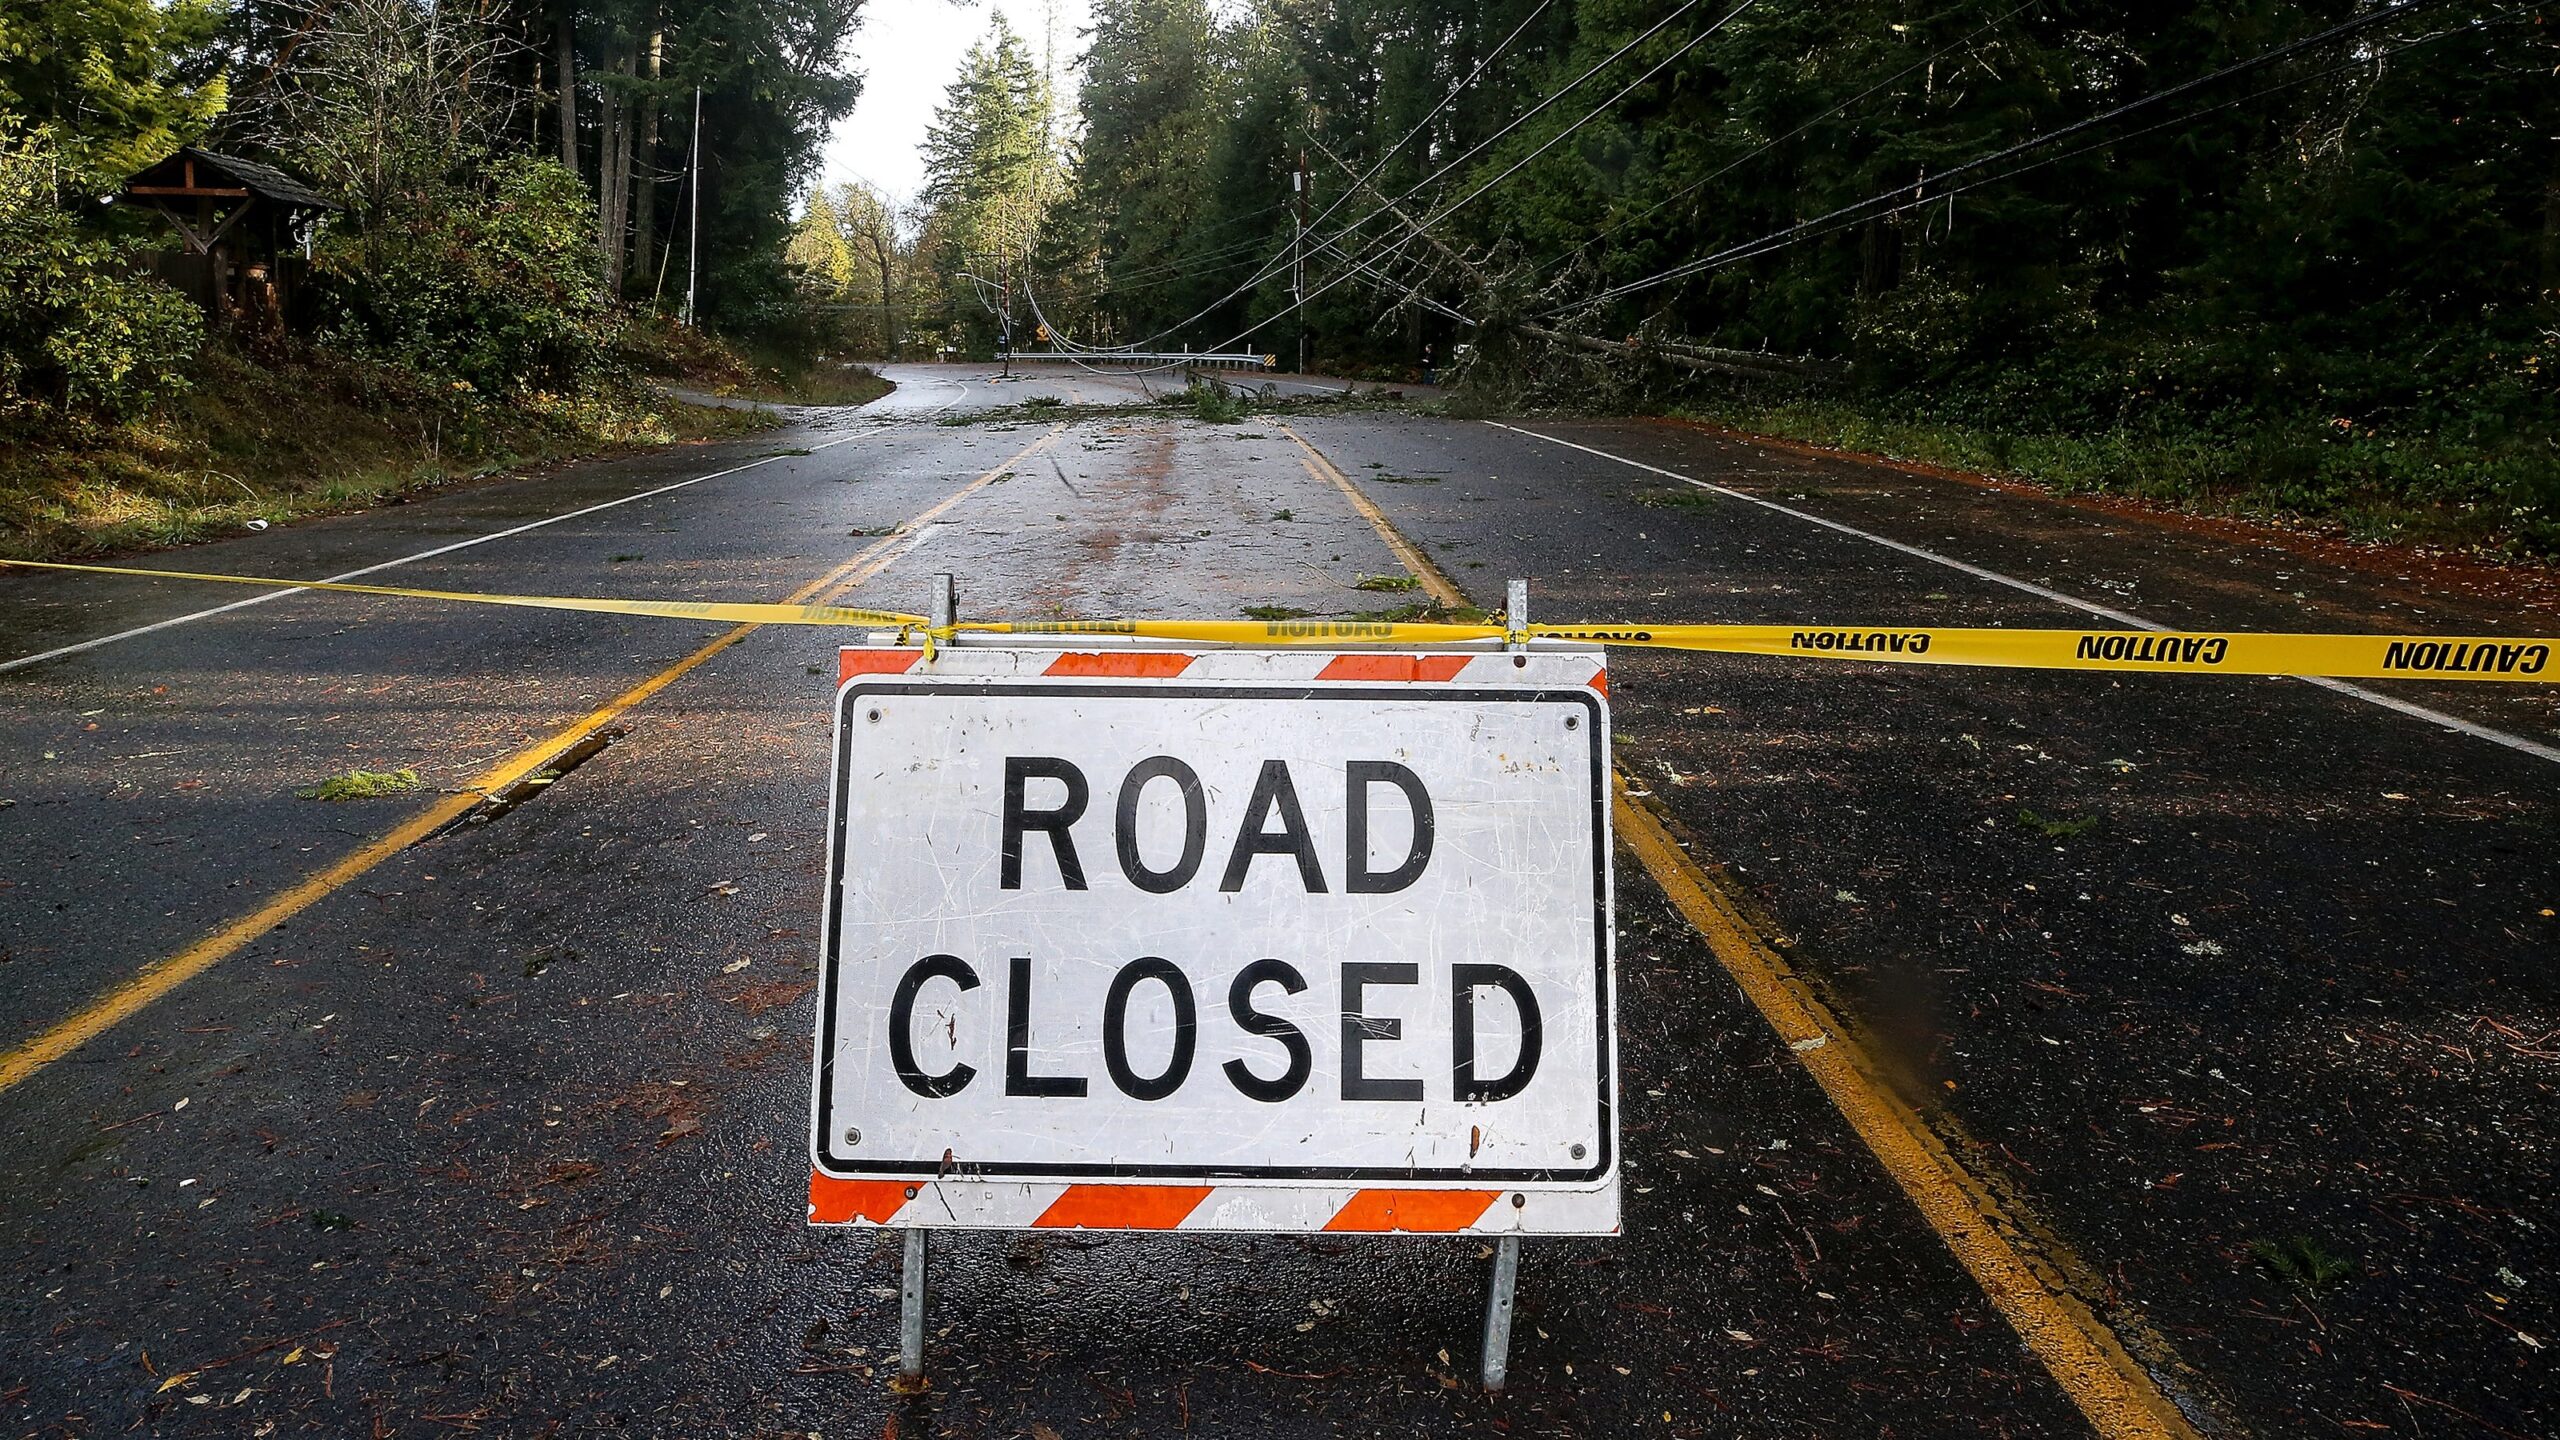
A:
[
  {"xmin": 1486, "ymin": 420, "xmax": 2560, "ymax": 767},
  {"xmin": 0, "ymin": 429, "xmax": 876, "ymax": 674},
  {"xmin": 2295, "ymin": 675, "xmax": 2560, "ymax": 764}
]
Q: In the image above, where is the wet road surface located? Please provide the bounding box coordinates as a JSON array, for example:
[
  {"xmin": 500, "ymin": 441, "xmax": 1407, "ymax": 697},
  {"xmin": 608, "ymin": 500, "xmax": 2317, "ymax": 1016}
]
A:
[
  {"xmin": 0, "ymin": 366, "xmax": 2550, "ymax": 1437},
  {"xmin": 869, "ymin": 360, "xmax": 1430, "ymax": 414}
]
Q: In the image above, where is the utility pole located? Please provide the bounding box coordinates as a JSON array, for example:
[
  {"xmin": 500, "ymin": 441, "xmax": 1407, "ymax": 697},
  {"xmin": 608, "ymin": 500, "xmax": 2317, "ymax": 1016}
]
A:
[
  {"xmin": 1293, "ymin": 149, "xmax": 1308, "ymax": 375},
  {"xmin": 682, "ymin": 84, "xmax": 701, "ymax": 327}
]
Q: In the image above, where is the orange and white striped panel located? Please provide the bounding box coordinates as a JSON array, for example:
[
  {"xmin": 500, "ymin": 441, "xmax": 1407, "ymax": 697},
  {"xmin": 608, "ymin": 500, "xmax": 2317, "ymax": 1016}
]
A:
[
  {"xmin": 809, "ymin": 1171, "xmax": 1621, "ymax": 1234},
  {"xmin": 839, "ymin": 641, "xmax": 1606, "ymax": 692}
]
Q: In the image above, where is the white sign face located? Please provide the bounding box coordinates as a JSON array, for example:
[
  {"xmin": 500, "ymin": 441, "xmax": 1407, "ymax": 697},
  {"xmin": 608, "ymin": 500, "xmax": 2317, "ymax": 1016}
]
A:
[{"xmin": 811, "ymin": 653, "xmax": 1615, "ymax": 1213}]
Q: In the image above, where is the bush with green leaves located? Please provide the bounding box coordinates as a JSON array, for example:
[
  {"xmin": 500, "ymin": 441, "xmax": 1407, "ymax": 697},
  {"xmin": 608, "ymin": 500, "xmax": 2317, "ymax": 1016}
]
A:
[
  {"xmin": 1185, "ymin": 373, "xmax": 1249, "ymax": 423},
  {"xmin": 313, "ymin": 155, "xmax": 617, "ymax": 395},
  {"xmin": 0, "ymin": 132, "xmax": 203, "ymax": 426}
]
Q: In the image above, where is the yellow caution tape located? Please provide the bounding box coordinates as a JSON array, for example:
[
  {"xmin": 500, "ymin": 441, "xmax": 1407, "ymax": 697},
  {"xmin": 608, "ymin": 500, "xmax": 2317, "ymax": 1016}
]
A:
[
  {"xmin": 0, "ymin": 558, "xmax": 928, "ymax": 630},
  {"xmin": 4, "ymin": 559, "xmax": 2552, "ymax": 683},
  {"xmin": 972, "ymin": 618, "xmax": 2557, "ymax": 682},
  {"xmin": 1523, "ymin": 623, "xmax": 2557, "ymax": 683}
]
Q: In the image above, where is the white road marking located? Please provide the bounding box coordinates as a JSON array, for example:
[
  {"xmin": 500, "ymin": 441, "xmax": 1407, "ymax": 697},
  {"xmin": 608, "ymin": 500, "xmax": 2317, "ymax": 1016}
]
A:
[
  {"xmin": 1487, "ymin": 421, "xmax": 2560, "ymax": 767},
  {"xmin": 1, "ymin": 431, "xmax": 877, "ymax": 674}
]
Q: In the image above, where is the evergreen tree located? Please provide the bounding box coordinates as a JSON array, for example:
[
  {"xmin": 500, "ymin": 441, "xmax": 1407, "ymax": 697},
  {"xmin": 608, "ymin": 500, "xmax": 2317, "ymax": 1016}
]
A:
[
  {"xmin": 0, "ymin": 0, "xmax": 227, "ymax": 174},
  {"xmin": 1036, "ymin": 0, "xmax": 2553, "ymax": 511},
  {"xmin": 918, "ymin": 17, "xmax": 1060, "ymax": 354},
  {"xmin": 1072, "ymin": 0, "xmax": 1220, "ymax": 339}
]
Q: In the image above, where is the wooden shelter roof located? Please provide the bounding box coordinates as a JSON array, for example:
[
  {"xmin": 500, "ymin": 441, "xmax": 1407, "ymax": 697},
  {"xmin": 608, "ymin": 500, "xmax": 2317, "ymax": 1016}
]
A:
[{"xmin": 119, "ymin": 147, "xmax": 339, "ymax": 213}]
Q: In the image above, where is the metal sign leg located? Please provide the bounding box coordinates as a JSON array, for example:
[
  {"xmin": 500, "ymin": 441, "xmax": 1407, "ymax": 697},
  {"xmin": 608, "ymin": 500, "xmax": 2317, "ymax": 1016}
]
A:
[
  {"xmin": 899, "ymin": 1227, "xmax": 928, "ymax": 1380},
  {"xmin": 1481, "ymin": 1233, "xmax": 1521, "ymax": 1392}
]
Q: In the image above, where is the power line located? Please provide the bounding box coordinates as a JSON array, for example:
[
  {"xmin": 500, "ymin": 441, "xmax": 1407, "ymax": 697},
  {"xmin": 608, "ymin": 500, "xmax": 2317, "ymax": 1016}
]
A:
[
  {"xmin": 1293, "ymin": 0, "xmax": 1560, "ymax": 252},
  {"xmin": 1150, "ymin": 0, "xmax": 1745, "ymax": 364},
  {"xmin": 1193, "ymin": 7, "xmax": 2490, "ymax": 386},
  {"xmin": 1032, "ymin": 229, "xmax": 1288, "ymax": 309},
  {"xmin": 1614, "ymin": 22, "xmax": 2497, "ymax": 296},
  {"xmin": 1060, "ymin": 0, "xmax": 1565, "ymax": 357},
  {"xmin": 1402, "ymin": 2, "xmax": 1754, "ymax": 253},
  {"xmin": 1220, "ymin": 0, "xmax": 1751, "ymax": 348},
  {"xmin": 1025, "ymin": 0, "xmax": 1752, "ymax": 371},
  {"xmin": 1307, "ymin": 230, "xmax": 1478, "ymax": 326},
  {"xmin": 1531, "ymin": 0, "xmax": 2046, "ymax": 286},
  {"xmin": 1286, "ymin": 0, "xmax": 1714, "ymax": 295},
  {"xmin": 1560, "ymin": 0, "xmax": 2465, "ymax": 314}
]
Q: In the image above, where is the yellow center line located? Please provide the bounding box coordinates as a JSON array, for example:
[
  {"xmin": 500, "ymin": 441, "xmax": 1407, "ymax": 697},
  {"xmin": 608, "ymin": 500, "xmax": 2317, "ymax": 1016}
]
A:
[
  {"xmin": 1276, "ymin": 423, "xmax": 1470, "ymax": 611},
  {"xmin": 0, "ymin": 425, "xmax": 1064, "ymax": 1096},
  {"xmin": 1294, "ymin": 421, "xmax": 2207, "ymax": 1439},
  {"xmin": 1614, "ymin": 788, "xmax": 2204, "ymax": 1439}
]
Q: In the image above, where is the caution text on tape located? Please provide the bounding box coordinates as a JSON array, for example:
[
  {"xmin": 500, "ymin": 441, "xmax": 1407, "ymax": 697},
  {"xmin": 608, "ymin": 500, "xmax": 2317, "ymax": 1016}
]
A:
[{"xmin": 3, "ymin": 559, "xmax": 2550, "ymax": 684}]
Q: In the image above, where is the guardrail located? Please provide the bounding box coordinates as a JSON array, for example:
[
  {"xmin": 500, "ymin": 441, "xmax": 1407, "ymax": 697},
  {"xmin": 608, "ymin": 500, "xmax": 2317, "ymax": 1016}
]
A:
[{"xmin": 1016, "ymin": 350, "xmax": 1273, "ymax": 371}]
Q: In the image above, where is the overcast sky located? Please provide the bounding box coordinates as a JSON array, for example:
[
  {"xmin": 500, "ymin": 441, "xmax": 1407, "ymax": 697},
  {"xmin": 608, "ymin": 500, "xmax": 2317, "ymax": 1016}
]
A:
[{"xmin": 819, "ymin": 0, "xmax": 1094, "ymax": 208}]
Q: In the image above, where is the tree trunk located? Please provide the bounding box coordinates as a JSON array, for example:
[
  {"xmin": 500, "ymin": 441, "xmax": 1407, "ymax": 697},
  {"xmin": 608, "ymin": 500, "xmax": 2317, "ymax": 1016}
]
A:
[
  {"xmin": 555, "ymin": 13, "xmax": 578, "ymax": 172},
  {"xmin": 2541, "ymin": 133, "xmax": 2559, "ymax": 322},
  {"xmin": 633, "ymin": 29, "xmax": 664, "ymax": 307},
  {"xmin": 595, "ymin": 89, "xmax": 617, "ymax": 286},
  {"xmin": 1858, "ymin": 217, "xmax": 1900, "ymax": 300},
  {"xmin": 874, "ymin": 234, "xmax": 898, "ymax": 359},
  {"xmin": 599, "ymin": 40, "xmax": 634, "ymax": 293}
]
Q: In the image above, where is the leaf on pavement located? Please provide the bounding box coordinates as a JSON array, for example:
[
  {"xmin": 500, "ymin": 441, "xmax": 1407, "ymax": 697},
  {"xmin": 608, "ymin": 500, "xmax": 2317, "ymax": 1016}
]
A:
[{"xmin": 298, "ymin": 769, "xmax": 423, "ymax": 801}]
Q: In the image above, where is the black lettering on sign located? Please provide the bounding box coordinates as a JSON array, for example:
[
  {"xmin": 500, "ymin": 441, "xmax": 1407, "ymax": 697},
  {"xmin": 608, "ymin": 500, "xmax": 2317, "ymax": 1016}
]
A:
[
  {"xmin": 1223, "ymin": 959, "xmax": 1311, "ymax": 1102},
  {"xmin": 1451, "ymin": 963, "xmax": 1543, "ymax": 1102},
  {"xmin": 1219, "ymin": 760, "xmax": 1327, "ymax": 892},
  {"xmin": 1340, "ymin": 962, "xmax": 1422, "ymax": 1101},
  {"xmin": 1115, "ymin": 756, "xmax": 1207, "ymax": 893},
  {"xmin": 1345, "ymin": 761, "xmax": 1435, "ymax": 894},
  {"xmin": 889, "ymin": 954, "xmax": 979, "ymax": 1098},
  {"xmin": 1005, "ymin": 956, "xmax": 1087, "ymax": 1097},
  {"xmin": 1002, "ymin": 758, "xmax": 1089, "ymax": 890},
  {"xmin": 1102, "ymin": 957, "xmax": 1198, "ymax": 1101}
]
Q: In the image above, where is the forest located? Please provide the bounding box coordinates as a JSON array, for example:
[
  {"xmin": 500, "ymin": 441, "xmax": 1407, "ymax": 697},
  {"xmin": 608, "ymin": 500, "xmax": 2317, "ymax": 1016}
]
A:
[
  {"xmin": 814, "ymin": 0, "xmax": 2555, "ymax": 550},
  {"xmin": 1, "ymin": 0, "xmax": 868, "ymax": 555},
  {"xmin": 2, "ymin": 0, "xmax": 2554, "ymax": 555}
]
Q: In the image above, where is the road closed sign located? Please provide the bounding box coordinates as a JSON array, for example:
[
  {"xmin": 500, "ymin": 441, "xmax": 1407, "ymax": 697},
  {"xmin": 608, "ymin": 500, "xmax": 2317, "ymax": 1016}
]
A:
[{"xmin": 810, "ymin": 644, "xmax": 1617, "ymax": 1235}]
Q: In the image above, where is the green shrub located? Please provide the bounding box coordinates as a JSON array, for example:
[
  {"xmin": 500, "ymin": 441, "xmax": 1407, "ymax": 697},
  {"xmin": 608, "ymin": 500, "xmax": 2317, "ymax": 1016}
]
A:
[
  {"xmin": 1186, "ymin": 373, "xmax": 1249, "ymax": 422},
  {"xmin": 0, "ymin": 131, "xmax": 202, "ymax": 426},
  {"xmin": 314, "ymin": 155, "xmax": 616, "ymax": 394}
]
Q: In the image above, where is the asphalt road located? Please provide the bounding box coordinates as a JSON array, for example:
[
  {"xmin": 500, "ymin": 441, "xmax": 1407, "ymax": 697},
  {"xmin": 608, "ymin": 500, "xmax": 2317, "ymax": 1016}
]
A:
[
  {"xmin": 1, "ymin": 365, "xmax": 2550, "ymax": 1438},
  {"xmin": 857, "ymin": 359, "xmax": 1417, "ymax": 413}
]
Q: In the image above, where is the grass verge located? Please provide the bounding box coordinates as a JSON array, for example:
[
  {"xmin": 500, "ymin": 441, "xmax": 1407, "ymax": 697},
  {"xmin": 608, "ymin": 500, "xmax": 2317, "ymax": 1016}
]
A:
[
  {"xmin": 1671, "ymin": 396, "xmax": 2559, "ymax": 559},
  {"xmin": 721, "ymin": 355, "xmax": 894, "ymax": 407},
  {"xmin": 623, "ymin": 321, "xmax": 893, "ymax": 408},
  {"xmin": 0, "ymin": 346, "xmax": 774, "ymax": 562}
]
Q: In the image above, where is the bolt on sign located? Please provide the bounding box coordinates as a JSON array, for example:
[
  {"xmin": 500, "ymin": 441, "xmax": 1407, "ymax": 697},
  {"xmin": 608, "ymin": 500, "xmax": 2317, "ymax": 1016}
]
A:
[{"xmin": 809, "ymin": 643, "xmax": 1619, "ymax": 1235}]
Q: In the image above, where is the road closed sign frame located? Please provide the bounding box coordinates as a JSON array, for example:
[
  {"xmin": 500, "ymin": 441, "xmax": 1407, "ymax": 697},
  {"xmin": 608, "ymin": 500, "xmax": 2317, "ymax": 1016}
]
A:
[{"xmin": 809, "ymin": 644, "xmax": 1619, "ymax": 1234}]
